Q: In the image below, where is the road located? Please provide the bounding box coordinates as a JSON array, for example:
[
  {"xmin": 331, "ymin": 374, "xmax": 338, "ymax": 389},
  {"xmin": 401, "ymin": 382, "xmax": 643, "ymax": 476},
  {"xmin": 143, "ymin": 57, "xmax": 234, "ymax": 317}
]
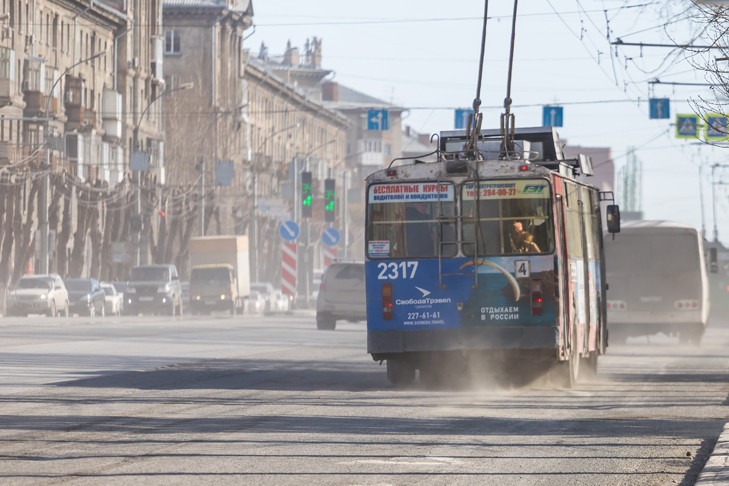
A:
[{"xmin": 0, "ymin": 312, "xmax": 728, "ymax": 485}]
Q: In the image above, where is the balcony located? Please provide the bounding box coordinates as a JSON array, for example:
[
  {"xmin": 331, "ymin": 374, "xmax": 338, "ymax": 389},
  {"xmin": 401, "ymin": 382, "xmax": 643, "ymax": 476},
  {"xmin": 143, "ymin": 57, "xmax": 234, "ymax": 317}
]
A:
[
  {"xmin": 64, "ymin": 76, "xmax": 84, "ymax": 107},
  {"xmin": 66, "ymin": 105, "xmax": 85, "ymax": 129},
  {"xmin": 23, "ymin": 90, "xmax": 45, "ymax": 116},
  {"xmin": 0, "ymin": 78, "xmax": 15, "ymax": 106}
]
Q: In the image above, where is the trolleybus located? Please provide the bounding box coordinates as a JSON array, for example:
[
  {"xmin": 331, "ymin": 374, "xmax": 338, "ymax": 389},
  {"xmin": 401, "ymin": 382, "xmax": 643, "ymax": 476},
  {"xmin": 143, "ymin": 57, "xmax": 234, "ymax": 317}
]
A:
[
  {"xmin": 604, "ymin": 220, "xmax": 709, "ymax": 344},
  {"xmin": 365, "ymin": 127, "xmax": 620, "ymax": 387}
]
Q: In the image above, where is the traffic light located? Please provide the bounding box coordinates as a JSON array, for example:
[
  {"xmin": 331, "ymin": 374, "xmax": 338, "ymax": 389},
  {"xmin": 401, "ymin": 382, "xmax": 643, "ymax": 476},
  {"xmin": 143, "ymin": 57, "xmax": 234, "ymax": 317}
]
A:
[
  {"xmin": 301, "ymin": 171, "xmax": 312, "ymax": 218},
  {"xmin": 324, "ymin": 178, "xmax": 335, "ymax": 222}
]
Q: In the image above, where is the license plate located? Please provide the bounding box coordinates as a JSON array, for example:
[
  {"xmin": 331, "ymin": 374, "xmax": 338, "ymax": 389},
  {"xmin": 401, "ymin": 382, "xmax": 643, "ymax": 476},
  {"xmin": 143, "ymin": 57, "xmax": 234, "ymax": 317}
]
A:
[
  {"xmin": 205, "ymin": 300, "xmax": 217, "ymax": 305},
  {"xmin": 139, "ymin": 296, "xmax": 154, "ymax": 302}
]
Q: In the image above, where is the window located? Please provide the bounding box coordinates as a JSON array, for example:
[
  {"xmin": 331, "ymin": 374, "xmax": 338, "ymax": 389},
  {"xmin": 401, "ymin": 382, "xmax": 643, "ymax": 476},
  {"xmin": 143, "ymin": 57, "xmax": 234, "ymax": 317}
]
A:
[
  {"xmin": 164, "ymin": 30, "xmax": 181, "ymax": 55},
  {"xmin": 23, "ymin": 58, "xmax": 44, "ymax": 91},
  {"xmin": 367, "ymin": 182, "xmax": 455, "ymax": 259},
  {"xmin": 0, "ymin": 47, "xmax": 13, "ymax": 80},
  {"xmin": 461, "ymin": 179, "xmax": 554, "ymax": 256}
]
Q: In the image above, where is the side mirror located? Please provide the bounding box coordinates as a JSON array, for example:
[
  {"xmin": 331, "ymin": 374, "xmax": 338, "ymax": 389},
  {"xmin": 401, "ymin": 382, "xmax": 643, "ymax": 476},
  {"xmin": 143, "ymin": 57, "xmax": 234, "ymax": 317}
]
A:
[
  {"xmin": 710, "ymin": 247, "xmax": 718, "ymax": 274},
  {"xmin": 606, "ymin": 204, "xmax": 621, "ymax": 234}
]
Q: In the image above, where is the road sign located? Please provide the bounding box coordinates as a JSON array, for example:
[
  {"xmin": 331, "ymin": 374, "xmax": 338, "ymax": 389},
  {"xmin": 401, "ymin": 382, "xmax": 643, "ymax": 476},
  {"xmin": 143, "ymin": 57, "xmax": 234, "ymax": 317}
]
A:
[
  {"xmin": 705, "ymin": 114, "xmax": 729, "ymax": 141},
  {"xmin": 367, "ymin": 109, "xmax": 389, "ymax": 131},
  {"xmin": 323, "ymin": 246, "xmax": 338, "ymax": 268},
  {"xmin": 279, "ymin": 220, "xmax": 300, "ymax": 241},
  {"xmin": 321, "ymin": 227, "xmax": 340, "ymax": 247},
  {"xmin": 454, "ymin": 109, "xmax": 474, "ymax": 129},
  {"xmin": 676, "ymin": 114, "xmax": 700, "ymax": 138},
  {"xmin": 215, "ymin": 159, "xmax": 234, "ymax": 186},
  {"xmin": 649, "ymin": 98, "xmax": 670, "ymax": 119},
  {"xmin": 281, "ymin": 242, "xmax": 297, "ymax": 296},
  {"xmin": 542, "ymin": 106, "xmax": 563, "ymax": 127}
]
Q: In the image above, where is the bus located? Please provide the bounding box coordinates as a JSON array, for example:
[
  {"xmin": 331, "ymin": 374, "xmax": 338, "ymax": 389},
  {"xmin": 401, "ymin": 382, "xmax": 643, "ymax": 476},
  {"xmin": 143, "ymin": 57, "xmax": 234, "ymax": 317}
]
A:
[
  {"xmin": 604, "ymin": 220, "xmax": 710, "ymax": 344},
  {"xmin": 365, "ymin": 127, "xmax": 620, "ymax": 387}
]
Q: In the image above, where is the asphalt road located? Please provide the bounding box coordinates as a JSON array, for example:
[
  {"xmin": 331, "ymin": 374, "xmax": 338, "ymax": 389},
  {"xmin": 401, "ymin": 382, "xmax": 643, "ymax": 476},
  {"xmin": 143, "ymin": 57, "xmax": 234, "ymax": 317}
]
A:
[{"xmin": 0, "ymin": 312, "xmax": 728, "ymax": 485}]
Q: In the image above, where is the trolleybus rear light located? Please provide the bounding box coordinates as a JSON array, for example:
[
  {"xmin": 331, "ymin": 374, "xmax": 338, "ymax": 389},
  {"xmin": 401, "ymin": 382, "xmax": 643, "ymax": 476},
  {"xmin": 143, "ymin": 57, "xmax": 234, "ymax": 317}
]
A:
[
  {"xmin": 519, "ymin": 164, "xmax": 530, "ymax": 171},
  {"xmin": 386, "ymin": 169, "xmax": 397, "ymax": 177},
  {"xmin": 530, "ymin": 278, "xmax": 543, "ymax": 316},
  {"xmin": 382, "ymin": 283, "xmax": 394, "ymax": 320}
]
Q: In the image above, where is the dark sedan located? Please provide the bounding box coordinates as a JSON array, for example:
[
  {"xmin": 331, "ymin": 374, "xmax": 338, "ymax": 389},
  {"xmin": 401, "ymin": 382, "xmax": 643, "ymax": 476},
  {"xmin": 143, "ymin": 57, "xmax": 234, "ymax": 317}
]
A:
[{"xmin": 64, "ymin": 278, "xmax": 106, "ymax": 317}]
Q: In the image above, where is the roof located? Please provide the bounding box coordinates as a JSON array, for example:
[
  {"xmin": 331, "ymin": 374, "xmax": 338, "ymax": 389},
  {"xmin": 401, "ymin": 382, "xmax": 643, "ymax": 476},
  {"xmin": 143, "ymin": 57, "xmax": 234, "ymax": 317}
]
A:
[
  {"xmin": 163, "ymin": 0, "xmax": 252, "ymax": 14},
  {"xmin": 322, "ymin": 84, "xmax": 402, "ymax": 110},
  {"xmin": 619, "ymin": 220, "xmax": 700, "ymax": 233}
]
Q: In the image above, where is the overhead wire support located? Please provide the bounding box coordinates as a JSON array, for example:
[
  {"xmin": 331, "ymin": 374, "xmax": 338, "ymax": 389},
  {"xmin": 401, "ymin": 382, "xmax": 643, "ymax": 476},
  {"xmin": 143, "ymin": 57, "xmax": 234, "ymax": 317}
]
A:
[
  {"xmin": 500, "ymin": 0, "xmax": 519, "ymax": 158},
  {"xmin": 463, "ymin": 0, "xmax": 489, "ymax": 160},
  {"xmin": 612, "ymin": 39, "xmax": 729, "ymax": 50}
]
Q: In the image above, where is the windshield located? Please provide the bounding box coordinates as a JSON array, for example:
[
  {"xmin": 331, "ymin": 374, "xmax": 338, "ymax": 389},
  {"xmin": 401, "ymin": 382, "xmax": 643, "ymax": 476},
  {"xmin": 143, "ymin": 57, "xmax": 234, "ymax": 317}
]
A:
[
  {"xmin": 461, "ymin": 179, "xmax": 554, "ymax": 256},
  {"xmin": 366, "ymin": 182, "xmax": 455, "ymax": 258},
  {"xmin": 191, "ymin": 267, "xmax": 231, "ymax": 284},
  {"xmin": 606, "ymin": 232, "xmax": 700, "ymax": 274},
  {"xmin": 66, "ymin": 280, "xmax": 92, "ymax": 292},
  {"xmin": 130, "ymin": 267, "xmax": 169, "ymax": 281},
  {"xmin": 16, "ymin": 278, "xmax": 51, "ymax": 290}
]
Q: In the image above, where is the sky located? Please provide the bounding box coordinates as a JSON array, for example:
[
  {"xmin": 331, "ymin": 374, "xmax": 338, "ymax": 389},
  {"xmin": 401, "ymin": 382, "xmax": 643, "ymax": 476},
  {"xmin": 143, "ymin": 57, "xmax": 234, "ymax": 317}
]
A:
[{"xmin": 248, "ymin": 0, "xmax": 729, "ymax": 246}]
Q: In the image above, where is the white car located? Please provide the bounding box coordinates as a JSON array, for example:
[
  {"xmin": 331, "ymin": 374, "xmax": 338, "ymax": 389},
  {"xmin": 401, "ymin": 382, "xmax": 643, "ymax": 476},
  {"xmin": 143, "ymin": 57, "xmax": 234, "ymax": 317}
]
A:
[
  {"xmin": 7, "ymin": 274, "xmax": 69, "ymax": 317},
  {"xmin": 251, "ymin": 282, "xmax": 276, "ymax": 313},
  {"xmin": 246, "ymin": 291, "xmax": 266, "ymax": 315},
  {"xmin": 271, "ymin": 290, "xmax": 291, "ymax": 313},
  {"xmin": 100, "ymin": 282, "xmax": 123, "ymax": 316}
]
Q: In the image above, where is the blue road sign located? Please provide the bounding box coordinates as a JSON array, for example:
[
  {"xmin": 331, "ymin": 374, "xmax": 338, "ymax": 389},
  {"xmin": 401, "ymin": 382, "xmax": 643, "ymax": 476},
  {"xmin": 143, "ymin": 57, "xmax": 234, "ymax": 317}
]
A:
[
  {"xmin": 542, "ymin": 106, "xmax": 563, "ymax": 127},
  {"xmin": 676, "ymin": 114, "xmax": 700, "ymax": 138},
  {"xmin": 279, "ymin": 220, "xmax": 300, "ymax": 241},
  {"xmin": 455, "ymin": 109, "xmax": 474, "ymax": 129},
  {"xmin": 649, "ymin": 98, "xmax": 670, "ymax": 119},
  {"xmin": 706, "ymin": 114, "xmax": 729, "ymax": 140},
  {"xmin": 367, "ymin": 109, "xmax": 389, "ymax": 131},
  {"xmin": 322, "ymin": 227, "xmax": 341, "ymax": 247}
]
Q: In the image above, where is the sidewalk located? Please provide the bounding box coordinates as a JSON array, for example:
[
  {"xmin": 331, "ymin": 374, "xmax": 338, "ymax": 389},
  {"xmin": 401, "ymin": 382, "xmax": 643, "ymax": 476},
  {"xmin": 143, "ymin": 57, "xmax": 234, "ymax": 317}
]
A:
[{"xmin": 696, "ymin": 423, "xmax": 729, "ymax": 485}]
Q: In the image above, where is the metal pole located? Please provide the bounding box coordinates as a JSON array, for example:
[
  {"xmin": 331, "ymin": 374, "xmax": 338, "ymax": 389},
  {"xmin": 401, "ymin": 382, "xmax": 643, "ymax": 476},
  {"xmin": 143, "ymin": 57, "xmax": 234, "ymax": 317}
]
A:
[
  {"xmin": 39, "ymin": 152, "xmax": 49, "ymax": 274},
  {"xmin": 199, "ymin": 157, "xmax": 205, "ymax": 236},
  {"xmin": 712, "ymin": 164, "xmax": 719, "ymax": 242},
  {"xmin": 253, "ymin": 169, "xmax": 258, "ymax": 282},
  {"xmin": 342, "ymin": 170, "xmax": 348, "ymax": 259}
]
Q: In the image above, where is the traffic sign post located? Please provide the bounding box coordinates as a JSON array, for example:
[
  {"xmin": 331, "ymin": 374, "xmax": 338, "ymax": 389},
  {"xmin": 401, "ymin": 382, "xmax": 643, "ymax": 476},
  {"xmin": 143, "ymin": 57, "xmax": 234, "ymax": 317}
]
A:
[
  {"xmin": 279, "ymin": 220, "xmax": 300, "ymax": 241},
  {"xmin": 321, "ymin": 227, "xmax": 340, "ymax": 247},
  {"xmin": 705, "ymin": 114, "xmax": 729, "ymax": 141},
  {"xmin": 367, "ymin": 109, "xmax": 390, "ymax": 131},
  {"xmin": 454, "ymin": 109, "xmax": 474, "ymax": 129},
  {"xmin": 281, "ymin": 241, "xmax": 297, "ymax": 297},
  {"xmin": 649, "ymin": 98, "xmax": 670, "ymax": 119},
  {"xmin": 676, "ymin": 114, "xmax": 700, "ymax": 138},
  {"xmin": 542, "ymin": 106, "xmax": 563, "ymax": 127}
]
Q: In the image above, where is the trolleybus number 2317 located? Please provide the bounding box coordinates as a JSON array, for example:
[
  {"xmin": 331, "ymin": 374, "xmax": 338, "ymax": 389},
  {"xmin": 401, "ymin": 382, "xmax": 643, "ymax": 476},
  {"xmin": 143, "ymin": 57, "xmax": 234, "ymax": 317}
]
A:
[{"xmin": 364, "ymin": 127, "xmax": 620, "ymax": 388}]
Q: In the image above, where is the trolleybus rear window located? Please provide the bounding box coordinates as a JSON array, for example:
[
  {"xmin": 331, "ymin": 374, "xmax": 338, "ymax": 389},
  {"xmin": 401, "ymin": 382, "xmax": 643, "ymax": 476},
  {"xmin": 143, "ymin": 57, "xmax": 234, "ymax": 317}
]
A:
[
  {"xmin": 367, "ymin": 182, "xmax": 455, "ymax": 259},
  {"xmin": 462, "ymin": 179, "xmax": 554, "ymax": 256}
]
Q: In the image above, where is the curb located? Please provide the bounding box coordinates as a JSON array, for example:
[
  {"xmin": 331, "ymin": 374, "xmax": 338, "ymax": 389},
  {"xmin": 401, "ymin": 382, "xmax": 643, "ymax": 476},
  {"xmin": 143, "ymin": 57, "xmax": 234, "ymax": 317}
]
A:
[{"xmin": 696, "ymin": 422, "xmax": 729, "ymax": 485}]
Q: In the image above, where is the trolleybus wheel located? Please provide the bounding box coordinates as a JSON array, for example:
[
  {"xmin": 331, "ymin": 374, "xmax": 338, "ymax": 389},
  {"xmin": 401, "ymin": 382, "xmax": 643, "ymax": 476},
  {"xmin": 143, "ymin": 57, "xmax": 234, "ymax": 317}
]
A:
[
  {"xmin": 387, "ymin": 359, "xmax": 415, "ymax": 386},
  {"xmin": 579, "ymin": 353, "xmax": 598, "ymax": 380},
  {"xmin": 553, "ymin": 324, "xmax": 580, "ymax": 388}
]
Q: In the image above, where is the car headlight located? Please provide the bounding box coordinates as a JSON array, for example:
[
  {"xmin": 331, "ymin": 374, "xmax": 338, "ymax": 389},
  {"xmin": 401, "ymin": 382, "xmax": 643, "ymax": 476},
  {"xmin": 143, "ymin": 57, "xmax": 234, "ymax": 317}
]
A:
[{"xmin": 40, "ymin": 294, "xmax": 47, "ymax": 300}]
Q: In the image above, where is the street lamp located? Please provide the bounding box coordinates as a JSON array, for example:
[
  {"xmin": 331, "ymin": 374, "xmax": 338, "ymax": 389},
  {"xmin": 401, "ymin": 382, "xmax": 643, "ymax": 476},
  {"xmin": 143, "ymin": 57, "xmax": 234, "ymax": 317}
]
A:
[
  {"xmin": 39, "ymin": 50, "xmax": 107, "ymax": 275},
  {"xmin": 132, "ymin": 81, "xmax": 193, "ymax": 266}
]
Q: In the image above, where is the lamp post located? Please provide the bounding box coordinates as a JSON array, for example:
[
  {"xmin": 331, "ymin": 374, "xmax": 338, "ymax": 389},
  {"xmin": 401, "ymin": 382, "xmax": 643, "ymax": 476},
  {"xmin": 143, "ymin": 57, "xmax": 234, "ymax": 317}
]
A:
[
  {"xmin": 132, "ymin": 81, "xmax": 193, "ymax": 266},
  {"xmin": 39, "ymin": 50, "xmax": 107, "ymax": 275},
  {"xmin": 250, "ymin": 123, "xmax": 299, "ymax": 282}
]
